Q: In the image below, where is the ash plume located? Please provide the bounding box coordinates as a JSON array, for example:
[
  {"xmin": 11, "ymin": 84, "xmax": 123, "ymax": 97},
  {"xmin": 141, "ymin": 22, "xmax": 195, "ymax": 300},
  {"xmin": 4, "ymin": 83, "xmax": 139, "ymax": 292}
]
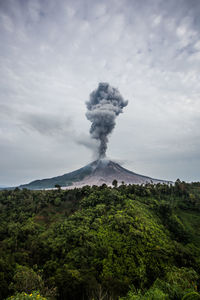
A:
[{"xmin": 86, "ymin": 82, "xmax": 128, "ymax": 159}]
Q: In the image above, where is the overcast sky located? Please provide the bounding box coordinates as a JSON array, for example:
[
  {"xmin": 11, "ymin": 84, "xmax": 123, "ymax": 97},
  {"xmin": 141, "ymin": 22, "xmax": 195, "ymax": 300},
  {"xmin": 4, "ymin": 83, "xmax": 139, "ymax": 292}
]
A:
[{"xmin": 0, "ymin": 0, "xmax": 200, "ymax": 186}]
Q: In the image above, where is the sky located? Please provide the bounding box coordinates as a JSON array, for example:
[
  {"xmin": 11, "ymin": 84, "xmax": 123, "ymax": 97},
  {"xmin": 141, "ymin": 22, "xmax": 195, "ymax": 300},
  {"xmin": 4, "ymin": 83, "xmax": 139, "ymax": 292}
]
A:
[{"xmin": 0, "ymin": 0, "xmax": 200, "ymax": 186}]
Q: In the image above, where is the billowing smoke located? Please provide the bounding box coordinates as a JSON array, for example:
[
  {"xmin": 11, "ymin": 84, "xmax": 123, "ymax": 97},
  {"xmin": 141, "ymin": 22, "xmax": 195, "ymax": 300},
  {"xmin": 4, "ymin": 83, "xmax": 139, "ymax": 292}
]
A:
[{"xmin": 86, "ymin": 82, "xmax": 128, "ymax": 159}]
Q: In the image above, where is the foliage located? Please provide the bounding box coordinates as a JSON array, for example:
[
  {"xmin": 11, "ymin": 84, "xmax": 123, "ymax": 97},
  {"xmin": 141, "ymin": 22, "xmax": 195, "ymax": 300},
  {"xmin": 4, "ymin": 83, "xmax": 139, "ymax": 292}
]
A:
[
  {"xmin": 182, "ymin": 292, "xmax": 200, "ymax": 300},
  {"xmin": 9, "ymin": 265, "xmax": 44, "ymax": 294},
  {"xmin": 0, "ymin": 181, "xmax": 200, "ymax": 299},
  {"xmin": 6, "ymin": 291, "xmax": 47, "ymax": 300}
]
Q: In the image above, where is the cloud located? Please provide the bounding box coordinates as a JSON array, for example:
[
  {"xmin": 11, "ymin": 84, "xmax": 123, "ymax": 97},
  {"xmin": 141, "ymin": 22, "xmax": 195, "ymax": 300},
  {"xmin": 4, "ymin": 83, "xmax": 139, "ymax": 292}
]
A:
[
  {"xmin": 0, "ymin": 0, "xmax": 200, "ymax": 185},
  {"xmin": 20, "ymin": 113, "xmax": 72, "ymax": 136},
  {"xmin": 75, "ymin": 133, "xmax": 99, "ymax": 159}
]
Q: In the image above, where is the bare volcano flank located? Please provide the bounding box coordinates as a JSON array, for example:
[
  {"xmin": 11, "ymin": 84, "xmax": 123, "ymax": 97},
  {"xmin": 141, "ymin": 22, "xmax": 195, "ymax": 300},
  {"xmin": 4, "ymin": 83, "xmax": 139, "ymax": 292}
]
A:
[{"xmin": 20, "ymin": 160, "xmax": 171, "ymax": 190}]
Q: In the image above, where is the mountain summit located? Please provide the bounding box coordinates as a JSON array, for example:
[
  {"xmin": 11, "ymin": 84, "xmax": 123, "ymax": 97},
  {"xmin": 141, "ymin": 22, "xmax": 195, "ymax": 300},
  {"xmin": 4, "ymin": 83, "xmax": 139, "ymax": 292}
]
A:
[{"xmin": 19, "ymin": 160, "xmax": 171, "ymax": 189}]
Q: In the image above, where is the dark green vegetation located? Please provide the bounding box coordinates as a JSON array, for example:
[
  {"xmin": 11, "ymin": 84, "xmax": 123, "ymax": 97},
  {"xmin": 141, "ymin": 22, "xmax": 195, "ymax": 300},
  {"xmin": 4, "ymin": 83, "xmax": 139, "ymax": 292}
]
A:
[{"xmin": 0, "ymin": 180, "xmax": 200, "ymax": 299}]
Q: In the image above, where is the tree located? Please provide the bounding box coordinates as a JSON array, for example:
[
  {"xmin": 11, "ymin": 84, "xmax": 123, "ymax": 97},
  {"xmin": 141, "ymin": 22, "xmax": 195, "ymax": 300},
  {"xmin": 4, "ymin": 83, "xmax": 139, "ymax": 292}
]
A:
[
  {"xmin": 55, "ymin": 184, "xmax": 61, "ymax": 191},
  {"xmin": 112, "ymin": 179, "xmax": 118, "ymax": 188},
  {"xmin": 10, "ymin": 265, "xmax": 44, "ymax": 294}
]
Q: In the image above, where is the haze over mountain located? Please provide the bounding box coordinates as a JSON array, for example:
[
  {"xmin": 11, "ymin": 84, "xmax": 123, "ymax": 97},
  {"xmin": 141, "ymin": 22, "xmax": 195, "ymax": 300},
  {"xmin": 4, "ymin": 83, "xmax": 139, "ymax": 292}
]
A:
[{"xmin": 19, "ymin": 159, "xmax": 171, "ymax": 190}]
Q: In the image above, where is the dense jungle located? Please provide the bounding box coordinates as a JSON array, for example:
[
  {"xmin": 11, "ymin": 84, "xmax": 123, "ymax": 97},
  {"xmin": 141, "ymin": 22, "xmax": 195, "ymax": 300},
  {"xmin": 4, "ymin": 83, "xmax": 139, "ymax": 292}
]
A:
[{"xmin": 0, "ymin": 180, "xmax": 200, "ymax": 300}]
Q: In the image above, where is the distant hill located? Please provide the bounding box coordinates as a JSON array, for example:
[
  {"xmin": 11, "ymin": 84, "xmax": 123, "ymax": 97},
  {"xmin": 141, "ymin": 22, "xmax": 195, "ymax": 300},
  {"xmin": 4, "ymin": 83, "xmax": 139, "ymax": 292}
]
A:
[
  {"xmin": 19, "ymin": 159, "xmax": 172, "ymax": 190},
  {"xmin": 0, "ymin": 185, "xmax": 8, "ymax": 190}
]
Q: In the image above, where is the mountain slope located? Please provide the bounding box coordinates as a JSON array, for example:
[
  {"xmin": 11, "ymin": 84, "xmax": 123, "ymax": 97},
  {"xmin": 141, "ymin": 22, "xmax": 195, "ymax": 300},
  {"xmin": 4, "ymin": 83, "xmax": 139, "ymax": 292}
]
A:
[{"xmin": 19, "ymin": 160, "xmax": 171, "ymax": 189}]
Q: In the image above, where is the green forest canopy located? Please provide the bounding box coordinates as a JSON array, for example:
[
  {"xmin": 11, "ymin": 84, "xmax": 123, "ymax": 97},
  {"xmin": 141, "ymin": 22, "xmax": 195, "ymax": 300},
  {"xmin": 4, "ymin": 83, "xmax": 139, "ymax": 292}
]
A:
[{"xmin": 0, "ymin": 180, "xmax": 200, "ymax": 300}]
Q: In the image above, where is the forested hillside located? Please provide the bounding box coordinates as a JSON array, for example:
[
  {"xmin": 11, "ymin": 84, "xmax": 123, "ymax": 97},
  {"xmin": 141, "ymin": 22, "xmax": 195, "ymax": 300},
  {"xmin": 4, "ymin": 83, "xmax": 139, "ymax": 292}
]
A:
[{"xmin": 0, "ymin": 181, "xmax": 200, "ymax": 300}]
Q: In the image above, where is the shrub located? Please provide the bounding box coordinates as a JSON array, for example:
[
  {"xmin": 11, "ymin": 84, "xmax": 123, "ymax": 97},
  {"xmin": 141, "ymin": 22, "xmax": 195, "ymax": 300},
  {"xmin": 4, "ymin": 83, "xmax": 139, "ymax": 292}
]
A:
[
  {"xmin": 6, "ymin": 290, "xmax": 47, "ymax": 300},
  {"xmin": 182, "ymin": 292, "xmax": 200, "ymax": 300}
]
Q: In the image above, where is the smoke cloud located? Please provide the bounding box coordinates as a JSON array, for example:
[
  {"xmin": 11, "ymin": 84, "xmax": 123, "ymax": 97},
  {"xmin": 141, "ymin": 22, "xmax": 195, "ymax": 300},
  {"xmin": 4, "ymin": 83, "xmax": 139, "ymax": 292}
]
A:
[{"xmin": 86, "ymin": 82, "xmax": 128, "ymax": 159}]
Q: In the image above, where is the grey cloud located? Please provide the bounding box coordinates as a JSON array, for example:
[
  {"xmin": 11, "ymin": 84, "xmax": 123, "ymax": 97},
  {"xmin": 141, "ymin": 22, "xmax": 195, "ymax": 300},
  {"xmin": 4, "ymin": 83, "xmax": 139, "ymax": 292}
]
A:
[
  {"xmin": 0, "ymin": 0, "xmax": 200, "ymax": 185},
  {"xmin": 20, "ymin": 113, "xmax": 72, "ymax": 136},
  {"xmin": 19, "ymin": 112, "xmax": 101, "ymax": 160},
  {"xmin": 75, "ymin": 133, "xmax": 99, "ymax": 159}
]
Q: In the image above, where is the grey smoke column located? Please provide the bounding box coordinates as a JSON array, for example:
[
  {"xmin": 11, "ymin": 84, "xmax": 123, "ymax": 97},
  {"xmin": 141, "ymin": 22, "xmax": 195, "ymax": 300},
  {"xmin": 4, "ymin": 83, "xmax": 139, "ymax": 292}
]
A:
[{"xmin": 86, "ymin": 83, "xmax": 128, "ymax": 159}]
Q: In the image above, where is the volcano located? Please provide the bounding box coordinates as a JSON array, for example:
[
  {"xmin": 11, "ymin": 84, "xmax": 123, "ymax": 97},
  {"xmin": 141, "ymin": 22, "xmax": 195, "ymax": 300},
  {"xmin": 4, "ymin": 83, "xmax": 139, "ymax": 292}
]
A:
[{"xmin": 19, "ymin": 160, "xmax": 172, "ymax": 190}]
